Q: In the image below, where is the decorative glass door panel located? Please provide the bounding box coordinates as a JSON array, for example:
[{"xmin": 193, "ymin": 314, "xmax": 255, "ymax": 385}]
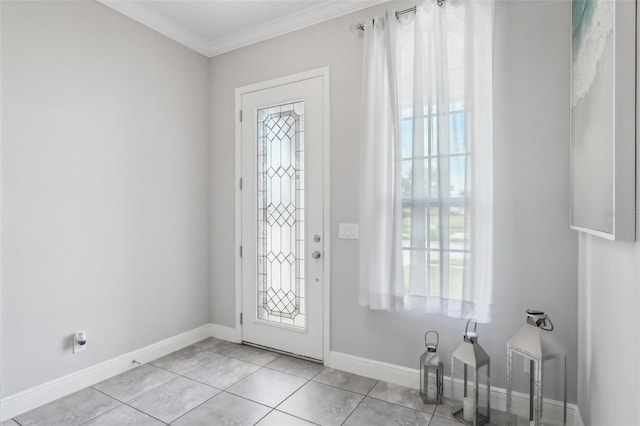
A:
[
  {"xmin": 256, "ymin": 102, "xmax": 306, "ymax": 328},
  {"xmin": 240, "ymin": 72, "xmax": 325, "ymax": 361}
]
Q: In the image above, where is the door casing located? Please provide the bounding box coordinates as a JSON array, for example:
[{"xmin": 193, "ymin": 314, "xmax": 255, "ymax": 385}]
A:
[{"xmin": 234, "ymin": 67, "xmax": 331, "ymax": 362}]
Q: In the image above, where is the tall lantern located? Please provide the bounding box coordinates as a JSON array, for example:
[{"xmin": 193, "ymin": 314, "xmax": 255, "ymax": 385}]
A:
[
  {"xmin": 451, "ymin": 320, "xmax": 490, "ymax": 426},
  {"xmin": 420, "ymin": 330, "xmax": 443, "ymax": 403},
  {"xmin": 507, "ymin": 309, "xmax": 567, "ymax": 426}
]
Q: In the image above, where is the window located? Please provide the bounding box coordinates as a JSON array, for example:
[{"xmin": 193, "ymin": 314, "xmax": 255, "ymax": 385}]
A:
[
  {"xmin": 358, "ymin": 2, "xmax": 494, "ymax": 322},
  {"xmin": 401, "ymin": 103, "xmax": 470, "ymax": 301}
]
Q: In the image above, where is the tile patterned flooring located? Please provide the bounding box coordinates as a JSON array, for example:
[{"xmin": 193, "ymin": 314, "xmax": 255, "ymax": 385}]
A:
[{"xmin": 4, "ymin": 338, "xmax": 508, "ymax": 426}]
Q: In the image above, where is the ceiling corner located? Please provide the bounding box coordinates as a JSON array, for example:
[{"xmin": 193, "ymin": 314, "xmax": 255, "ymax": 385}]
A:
[
  {"xmin": 97, "ymin": 0, "xmax": 212, "ymax": 57},
  {"xmin": 98, "ymin": 0, "xmax": 389, "ymax": 58}
]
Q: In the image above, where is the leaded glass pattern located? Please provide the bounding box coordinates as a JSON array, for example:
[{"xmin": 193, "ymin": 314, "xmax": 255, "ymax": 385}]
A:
[{"xmin": 256, "ymin": 101, "xmax": 305, "ymax": 328}]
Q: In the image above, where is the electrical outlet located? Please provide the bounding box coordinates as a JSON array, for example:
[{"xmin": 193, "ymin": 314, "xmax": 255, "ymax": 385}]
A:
[{"xmin": 73, "ymin": 331, "xmax": 87, "ymax": 354}]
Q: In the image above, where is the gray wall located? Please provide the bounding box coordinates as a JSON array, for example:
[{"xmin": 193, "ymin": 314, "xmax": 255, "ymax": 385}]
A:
[
  {"xmin": 1, "ymin": 1, "xmax": 210, "ymax": 396},
  {"xmin": 578, "ymin": 234, "xmax": 640, "ymax": 426},
  {"xmin": 209, "ymin": 0, "xmax": 579, "ymax": 400},
  {"xmin": 1, "ymin": 0, "xmax": 583, "ymax": 407},
  {"xmin": 576, "ymin": 12, "xmax": 640, "ymax": 422}
]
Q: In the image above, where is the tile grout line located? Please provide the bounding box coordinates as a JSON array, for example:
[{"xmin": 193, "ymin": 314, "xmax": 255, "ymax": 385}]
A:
[
  {"xmin": 140, "ymin": 356, "xmax": 310, "ymax": 424},
  {"xmin": 89, "ymin": 368, "xmax": 235, "ymax": 425},
  {"xmin": 266, "ymin": 361, "xmax": 332, "ymax": 424},
  {"xmin": 161, "ymin": 346, "xmax": 294, "ymax": 423},
  {"xmin": 310, "ymin": 374, "xmax": 377, "ymax": 396},
  {"xmin": 270, "ymin": 409, "xmax": 323, "ymax": 426},
  {"xmin": 89, "ymin": 387, "xmax": 170, "ymax": 425},
  {"xmin": 14, "ymin": 340, "xmax": 458, "ymax": 426},
  {"xmin": 75, "ymin": 402, "xmax": 127, "ymax": 426},
  {"xmin": 270, "ymin": 367, "xmax": 316, "ymax": 413},
  {"xmin": 162, "ymin": 393, "xmax": 219, "ymax": 425},
  {"xmin": 121, "ymin": 403, "xmax": 171, "ymax": 425},
  {"xmin": 338, "ymin": 391, "xmax": 367, "ymax": 426},
  {"xmin": 157, "ymin": 345, "xmax": 445, "ymax": 424}
]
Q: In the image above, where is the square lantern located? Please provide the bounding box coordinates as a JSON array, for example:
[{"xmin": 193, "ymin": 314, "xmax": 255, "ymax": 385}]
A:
[
  {"xmin": 507, "ymin": 309, "xmax": 567, "ymax": 426},
  {"xmin": 451, "ymin": 320, "xmax": 490, "ymax": 426},
  {"xmin": 420, "ymin": 330, "xmax": 443, "ymax": 404}
]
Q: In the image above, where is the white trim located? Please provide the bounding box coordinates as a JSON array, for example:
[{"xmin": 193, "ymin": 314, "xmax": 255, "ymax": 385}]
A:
[
  {"xmin": 1, "ymin": 333, "xmax": 583, "ymax": 426},
  {"xmin": 321, "ymin": 69, "xmax": 332, "ymax": 365},
  {"xmin": 234, "ymin": 87, "xmax": 244, "ymax": 342},
  {"xmin": 327, "ymin": 351, "xmax": 579, "ymax": 426},
  {"xmin": 96, "ymin": 0, "xmax": 211, "ymax": 56},
  {"xmin": 327, "ymin": 350, "xmax": 419, "ymax": 389},
  {"xmin": 235, "ymin": 68, "xmax": 331, "ymax": 97},
  {"xmin": 0, "ymin": 325, "xmax": 211, "ymax": 421},
  {"xmin": 235, "ymin": 67, "xmax": 331, "ymax": 361},
  {"xmin": 574, "ymin": 406, "xmax": 585, "ymax": 426},
  {"xmin": 209, "ymin": 323, "xmax": 241, "ymax": 344},
  {"xmin": 98, "ymin": 1, "xmax": 387, "ymax": 58},
  {"xmin": 206, "ymin": 1, "xmax": 386, "ymax": 57}
]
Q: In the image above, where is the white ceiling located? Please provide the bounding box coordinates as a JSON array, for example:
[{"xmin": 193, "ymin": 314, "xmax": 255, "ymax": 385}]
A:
[{"xmin": 98, "ymin": 0, "xmax": 387, "ymax": 57}]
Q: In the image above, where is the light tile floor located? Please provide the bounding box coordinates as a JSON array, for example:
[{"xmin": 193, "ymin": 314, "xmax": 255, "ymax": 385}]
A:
[{"xmin": 5, "ymin": 338, "xmax": 509, "ymax": 426}]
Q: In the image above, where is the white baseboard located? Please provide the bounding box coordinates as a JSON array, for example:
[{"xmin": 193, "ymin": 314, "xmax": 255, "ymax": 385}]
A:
[
  {"xmin": 327, "ymin": 351, "xmax": 419, "ymax": 389},
  {"xmin": 209, "ymin": 323, "xmax": 241, "ymax": 343},
  {"xmin": 574, "ymin": 406, "xmax": 584, "ymax": 426},
  {"xmin": 1, "ymin": 329, "xmax": 582, "ymax": 426},
  {"xmin": 0, "ymin": 324, "xmax": 211, "ymax": 421},
  {"xmin": 327, "ymin": 351, "xmax": 580, "ymax": 426}
]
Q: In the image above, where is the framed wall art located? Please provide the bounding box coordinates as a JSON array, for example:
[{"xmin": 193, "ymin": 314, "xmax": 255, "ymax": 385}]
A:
[{"xmin": 570, "ymin": 0, "xmax": 637, "ymax": 241}]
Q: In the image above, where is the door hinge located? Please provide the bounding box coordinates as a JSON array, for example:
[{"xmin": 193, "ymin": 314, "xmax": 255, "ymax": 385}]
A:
[
  {"xmin": 239, "ymin": 178, "xmax": 243, "ymax": 190},
  {"xmin": 239, "ymin": 110, "xmax": 243, "ymax": 123},
  {"xmin": 240, "ymin": 313, "xmax": 243, "ymax": 325},
  {"xmin": 239, "ymin": 245, "xmax": 243, "ymax": 257}
]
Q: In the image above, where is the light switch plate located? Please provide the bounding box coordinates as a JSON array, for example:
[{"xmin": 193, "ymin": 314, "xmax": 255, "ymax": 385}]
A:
[{"xmin": 339, "ymin": 223, "xmax": 359, "ymax": 239}]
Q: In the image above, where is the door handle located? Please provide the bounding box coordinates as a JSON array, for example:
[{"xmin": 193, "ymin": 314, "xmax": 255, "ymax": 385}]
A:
[{"xmin": 312, "ymin": 251, "xmax": 322, "ymax": 259}]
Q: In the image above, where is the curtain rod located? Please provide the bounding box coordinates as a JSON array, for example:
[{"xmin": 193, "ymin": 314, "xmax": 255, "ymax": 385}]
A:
[{"xmin": 354, "ymin": 1, "xmax": 445, "ymax": 32}]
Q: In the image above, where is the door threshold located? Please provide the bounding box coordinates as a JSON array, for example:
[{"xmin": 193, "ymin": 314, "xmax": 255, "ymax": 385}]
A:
[{"xmin": 242, "ymin": 341, "xmax": 323, "ymax": 364}]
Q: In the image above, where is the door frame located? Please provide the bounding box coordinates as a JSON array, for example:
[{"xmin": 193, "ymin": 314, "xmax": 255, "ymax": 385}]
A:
[{"xmin": 234, "ymin": 67, "xmax": 331, "ymax": 362}]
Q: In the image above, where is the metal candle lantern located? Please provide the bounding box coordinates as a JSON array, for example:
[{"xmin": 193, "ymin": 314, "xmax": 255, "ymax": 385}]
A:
[
  {"xmin": 451, "ymin": 320, "xmax": 490, "ymax": 426},
  {"xmin": 507, "ymin": 309, "xmax": 567, "ymax": 426},
  {"xmin": 420, "ymin": 330, "xmax": 443, "ymax": 404}
]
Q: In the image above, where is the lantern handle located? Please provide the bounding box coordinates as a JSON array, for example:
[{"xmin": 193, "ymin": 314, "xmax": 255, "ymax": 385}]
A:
[
  {"xmin": 424, "ymin": 330, "xmax": 439, "ymax": 350},
  {"xmin": 526, "ymin": 309, "xmax": 554, "ymax": 331},
  {"xmin": 464, "ymin": 319, "xmax": 477, "ymax": 335}
]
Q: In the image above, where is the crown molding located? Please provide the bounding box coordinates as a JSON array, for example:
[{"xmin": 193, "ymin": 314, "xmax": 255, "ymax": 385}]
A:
[
  {"xmin": 98, "ymin": 0, "xmax": 388, "ymax": 58},
  {"xmin": 205, "ymin": 0, "xmax": 388, "ymax": 57},
  {"xmin": 97, "ymin": 0, "xmax": 212, "ymax": 56}
]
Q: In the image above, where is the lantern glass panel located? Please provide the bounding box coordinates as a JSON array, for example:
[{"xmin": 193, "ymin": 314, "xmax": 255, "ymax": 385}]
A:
[
  {"xmin": 451, "ymin": 358, "xmax": 490, "ymax": 426},
  {"xmin": 508, "ymin": 350, "xmax": 566, "ymax": 426},
  {"xmin": 451, "ymin": 356, "xmax": 466, "ymax": 420},
  {"xmin": 541, "ymin": 355, "xmax": 566, "ymax": 425},
  {"xmin": 426, "ymin": 368, "xmax": 439, "ymax": 401},
  {"xmin": 427, "ymin": 369, "xmax": 437, "ymax": 393},
  {"xmin": 507, "ymin": 351, "xmax": 532, "ymax": 423},
  {"xmin": 476, "ymin": 362, "xmax": 490, "ymax": 423},
  {"xmin": 420, "ymin": 353, "xmax": 443, "ymax": 403}
]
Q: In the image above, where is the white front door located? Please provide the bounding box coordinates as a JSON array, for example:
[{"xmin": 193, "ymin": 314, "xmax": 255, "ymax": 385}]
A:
[{"xmin": 239, "ymin": 71, "xmax": 326, "ymax": 361}]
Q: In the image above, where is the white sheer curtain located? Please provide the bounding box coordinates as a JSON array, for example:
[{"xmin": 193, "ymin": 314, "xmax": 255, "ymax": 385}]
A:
[{"xmin": 358, "ymin": 0, "xmax": 494, "ymax": 322}]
